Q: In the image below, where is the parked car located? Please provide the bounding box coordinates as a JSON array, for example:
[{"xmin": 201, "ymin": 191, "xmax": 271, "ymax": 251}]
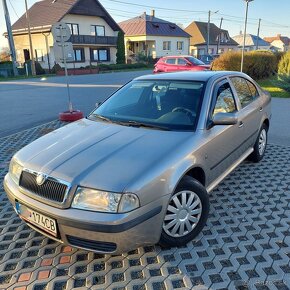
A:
[
  {"xmin": 4, "ymin": 71, "xmax": 271, "ymax": 254},
  {"xmin": 153, "ymin": 55, "xmax": 210, "ymax": 73}
]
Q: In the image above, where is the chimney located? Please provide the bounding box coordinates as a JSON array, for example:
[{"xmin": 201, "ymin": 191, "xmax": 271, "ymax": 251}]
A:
[{"xmin": 151, "ymin": 10, "xmax": 155, "ymax": 17}]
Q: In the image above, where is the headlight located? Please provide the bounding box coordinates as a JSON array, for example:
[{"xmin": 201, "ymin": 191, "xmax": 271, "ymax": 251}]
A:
[
  {"xmin": 9, "ymin": 158, "xmax": 23, "ymax": 184},
  {"xmin": 72, "ymin": 187, "xmax": 140, "ymax": 213}
]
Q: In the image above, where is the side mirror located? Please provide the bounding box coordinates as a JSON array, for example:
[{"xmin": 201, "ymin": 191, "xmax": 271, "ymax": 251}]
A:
[
  {"xmin": 95, "ymin": 102, "xmax": 102, "ymax": 108},
  {"xmin": 212, "ymin": 112, "xmax": 238, "ymax": 126}
]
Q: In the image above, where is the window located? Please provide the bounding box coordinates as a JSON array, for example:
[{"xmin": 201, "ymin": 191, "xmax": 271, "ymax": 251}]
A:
[
  {"xmin": 90, "ymin": 48, "xmax": 110, "ymax": 61},
  {"xmin": 231, "ymin": 77, "xmax": 254, "ymax": 108},
  {"xmin": 177, "ymin": 58, "xmax": 187, "ymax": 65},
  {"xmin": 246, "ymin": 80, "xmax": 259, "ymax": 98},
  {"xmin": 165, "ymin": 58, "xmax": 176, "ymax": 64},
  {"xmin": 73, "ymin": 48, "xmax": 84, "ymax": 62},
  {"xmin": 90, "ymin": 80, "xmax": 205, "ymax": 131},
  {"xmin": 35, "ymin": 49, "xmax": 43, "ymax": 62},
  {"xmin": 163, "ymin": 41, "xmax": 171, "ymax": 50},
  {"xmin": 213, "ymin": 82, "xmax": 236, "ymax": 116},
  {"xmin": 91, "ymin": 25, "xmax": 105, "ymax": 36},
  {"xmin": 67, "ymin": 23, "xmax": 79, "ymax": 35},
  {"xmin": 177, "ymin": 41, "xmax": 183, "ymax": 50}
]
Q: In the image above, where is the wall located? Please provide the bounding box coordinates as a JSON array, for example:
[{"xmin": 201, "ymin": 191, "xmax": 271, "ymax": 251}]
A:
[
  {"xmin": 61, "ymin": 14, "xmax": 118, "ymax": 37},
  {"xmin": 124, "ymin": 35, "xmax": 189, "ymax": 59}
]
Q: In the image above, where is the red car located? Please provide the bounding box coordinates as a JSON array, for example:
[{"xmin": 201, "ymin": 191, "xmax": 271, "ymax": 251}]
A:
[{"xmin": 153, "ymin": 56, "xmax": 210, "ymax": 73}]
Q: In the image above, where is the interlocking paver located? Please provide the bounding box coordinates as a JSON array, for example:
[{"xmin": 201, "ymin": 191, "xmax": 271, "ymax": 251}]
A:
[{"xmin": 0, "ymin": 120, "xmax": 290, "ymax": 289}]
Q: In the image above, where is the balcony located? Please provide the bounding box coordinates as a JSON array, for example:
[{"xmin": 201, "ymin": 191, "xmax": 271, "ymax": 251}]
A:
[{"xmin": 69, "ymin": 35, "xmax": 118, "ymax": 46}]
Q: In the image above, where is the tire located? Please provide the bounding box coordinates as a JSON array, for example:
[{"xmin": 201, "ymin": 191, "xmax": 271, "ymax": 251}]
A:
[
  {"xmin": 248, "ymin": 124, "xmax": 268, "ymax": 163},
  {"xmin": 159, "ymin": 176, "xmax": 209, "ymax": 248}
]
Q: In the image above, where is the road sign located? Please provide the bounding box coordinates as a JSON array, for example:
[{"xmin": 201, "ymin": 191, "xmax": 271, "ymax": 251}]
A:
[
  {"xmin": 53, "ymin": 42, "xmax": 74, "ymax": 63},
  {"xmin": 52, "ymin": 22, "xmax": 71, "ymax": 42}
]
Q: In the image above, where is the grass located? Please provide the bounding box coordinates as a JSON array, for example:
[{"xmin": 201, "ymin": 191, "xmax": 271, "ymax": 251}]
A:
[
  {"xmin": 0, "ymin": 74, "xmax": 55, "ymax": 82},
  {"xmin": 258, "ymin": 77, "xmax": 290, "ymax": 98}
]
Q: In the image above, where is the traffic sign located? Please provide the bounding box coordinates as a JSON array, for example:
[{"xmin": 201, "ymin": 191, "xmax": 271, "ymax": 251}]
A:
[
  {"xmin": 52, "ymin": 22, "xmax": 71, "ymax": 42},
  {"xmin": 53, "ymin": 42, "xmax": 74, "ymax": 63}
]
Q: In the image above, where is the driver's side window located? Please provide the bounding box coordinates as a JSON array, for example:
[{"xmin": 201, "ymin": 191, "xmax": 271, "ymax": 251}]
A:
[{"xmin": 213, "ymin": 82, "xmax": 237, "ymax": 116}]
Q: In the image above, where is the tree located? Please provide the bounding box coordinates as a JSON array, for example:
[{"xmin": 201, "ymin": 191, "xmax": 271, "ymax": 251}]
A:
[
  {"xmin": 0, "ymin": 47, "xmax": 10, "ymax": 62},
  {"xmin": 116, "ymin": 31, "xmax": 126, "ymax": 64}
]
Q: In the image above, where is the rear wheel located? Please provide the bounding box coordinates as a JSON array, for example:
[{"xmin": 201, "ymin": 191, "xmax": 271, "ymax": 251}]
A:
[
  {"xmin": 249, "ymin": 124, "xmax": 268, "ymax": 162},
  {"xmin": 159, "ymin": 176, "xmax": 209, "ymax": 247}
]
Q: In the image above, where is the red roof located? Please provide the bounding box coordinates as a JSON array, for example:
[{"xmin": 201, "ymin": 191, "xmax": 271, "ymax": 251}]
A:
[{"xmin": 263, "ymin": 34, "xmax": 290, "ymax": 46}]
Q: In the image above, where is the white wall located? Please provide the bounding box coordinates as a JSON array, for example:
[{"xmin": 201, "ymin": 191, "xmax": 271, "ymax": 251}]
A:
[{"xmin": 61, "ymin": 14, "xmax": 118, "ymax": 37}]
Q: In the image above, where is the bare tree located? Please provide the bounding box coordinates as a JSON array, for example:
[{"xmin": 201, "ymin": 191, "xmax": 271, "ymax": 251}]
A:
[{"xmin": 0, "ymin": 47, "xmax": 11, "ymax": 62}]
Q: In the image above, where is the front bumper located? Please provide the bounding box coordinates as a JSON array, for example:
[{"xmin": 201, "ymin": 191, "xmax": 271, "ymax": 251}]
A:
[{"xmin": 4, "ymin": 173, "xmax": 169, "ymax": 254}]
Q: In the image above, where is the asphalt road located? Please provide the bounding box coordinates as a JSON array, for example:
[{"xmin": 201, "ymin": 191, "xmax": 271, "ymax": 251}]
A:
[{"xmin": 1, "ymin": 70, "xmax": 289, "ymax": 146}]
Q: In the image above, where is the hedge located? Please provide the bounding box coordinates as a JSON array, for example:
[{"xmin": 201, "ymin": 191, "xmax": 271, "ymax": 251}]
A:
[
  {"xmin": 211, "ymin": 51, "xmax": 278, "ymax": 80},
  {"xmin": 87, "ymin": 63, "xmax": 149, "ymax": 72},
  {"xmin": 278, "ymin": 51, "xmax": 290, "ymax": 75}
]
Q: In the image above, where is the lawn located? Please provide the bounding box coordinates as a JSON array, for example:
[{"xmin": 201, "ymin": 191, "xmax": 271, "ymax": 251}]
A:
[{"xmin": 258, "ymin": 78, "xmax": 290, "ymax": 98}]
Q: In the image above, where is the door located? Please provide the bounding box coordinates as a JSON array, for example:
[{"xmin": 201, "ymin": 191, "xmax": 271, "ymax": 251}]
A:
[
  {"xmin": 23, "ymin": 49, "xmax": 30, "ymax": 61},
  {"xmin": 204, "ymin": 80, "xmax": 246, "ymax": 184},
  {"xmin": 164, "ymin": 58, "xmax": 177, "ymax": 72},
  {"xmin": 229, "ymin": 77, "xmax": 262, "ymax": 151}
]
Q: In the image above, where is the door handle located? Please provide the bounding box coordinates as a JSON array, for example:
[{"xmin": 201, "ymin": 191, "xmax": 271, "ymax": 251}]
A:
[
  {"xmin": 259, "ymin": 107, "xmax": 263, "ymax": 112},
  {"xmin": 239, "ymin": 121, "xmax": 244, "ymax": 128}
]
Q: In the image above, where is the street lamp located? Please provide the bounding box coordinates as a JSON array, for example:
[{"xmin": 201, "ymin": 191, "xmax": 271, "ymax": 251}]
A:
[{"xmin": 241, "ymin": 0, "xmax": 254, "ymax": 72}]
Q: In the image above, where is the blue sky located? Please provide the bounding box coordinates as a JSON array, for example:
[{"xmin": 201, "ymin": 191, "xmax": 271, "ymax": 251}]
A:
[{"xmin": 1, "ymin": 0, "xmax": 290, "ymax": 49}]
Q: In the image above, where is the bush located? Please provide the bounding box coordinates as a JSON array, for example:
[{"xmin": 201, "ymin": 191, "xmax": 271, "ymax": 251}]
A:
[
  {"xmin": 51, "ymin": 63, "xmax": 62, "ymax": 74},
  {"xmin": 278, "ymin": 51, "xmax": 290, "ymax": 75},
  {"xmin": 25, "ymin": 60, "xmax": 45, "ymax": 75},
  {"xmin": 97, "ymin": 63, "xmax": 148, "ymax": 72},
  {"xmin": 211, "ymin": 51, "xmax": 278, "ymax": 79}
]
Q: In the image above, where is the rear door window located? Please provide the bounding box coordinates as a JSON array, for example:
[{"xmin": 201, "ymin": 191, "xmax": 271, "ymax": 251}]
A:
[
  {"xmin": 165, "ymin": 58, "xmax": 176, "ymax": 64},
  {"xmin": 230, "ymin": 77, "xmax": 254, "ymax": 108}
]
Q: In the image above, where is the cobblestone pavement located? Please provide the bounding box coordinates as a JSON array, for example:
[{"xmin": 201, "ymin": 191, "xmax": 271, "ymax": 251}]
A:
[{"xmin": 0, "ymin": 121, "xmax": 290, "ymax": 290}]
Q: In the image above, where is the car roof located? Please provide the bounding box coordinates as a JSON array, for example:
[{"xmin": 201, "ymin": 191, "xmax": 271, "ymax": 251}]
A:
[
  {"xmin": 134, "ymin": 71, "xmax": 250, "ymax": 82},
  {"xmin": 161, "ymin": 55, "xmax": 193, "ymax": 58}
]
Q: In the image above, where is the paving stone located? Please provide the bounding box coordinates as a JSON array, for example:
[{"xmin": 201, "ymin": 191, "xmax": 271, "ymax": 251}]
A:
[{"xmin": 0, "ymin": 121, "xmax": 290, "ymax": 289}]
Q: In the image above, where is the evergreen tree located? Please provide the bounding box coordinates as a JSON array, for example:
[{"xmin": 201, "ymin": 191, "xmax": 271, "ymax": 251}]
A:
[{"xmin": 116, "ymin": 31, "xmax": 126, "ymax": 64}]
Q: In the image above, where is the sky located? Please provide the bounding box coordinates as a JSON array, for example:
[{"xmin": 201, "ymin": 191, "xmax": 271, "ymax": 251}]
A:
[{"xmin": 1, "ymin": 0, "xmax": 290, "ymax": 49}]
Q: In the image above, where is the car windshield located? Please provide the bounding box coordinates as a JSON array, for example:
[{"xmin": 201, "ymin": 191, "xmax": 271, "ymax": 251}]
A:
[
  {"xmin": 89, "ymin": 80, "xmax": 205, "ymax": 131},
  {"xmin": 186, "ymin": 56, "xmax": 205, "ymax": 65}
]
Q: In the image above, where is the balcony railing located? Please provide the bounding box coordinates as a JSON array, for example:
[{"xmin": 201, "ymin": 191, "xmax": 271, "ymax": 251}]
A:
[{"xmin": 70, "ymin": 35, "xmax": 118, "ymax": 46}]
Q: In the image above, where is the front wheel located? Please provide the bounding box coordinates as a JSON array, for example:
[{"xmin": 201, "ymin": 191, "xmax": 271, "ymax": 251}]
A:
[
  {"xmin": 249, "ymin": 124, "xmax": 268, "ymax": 163},
  {"xmin": 159, "ymin": 176, "xmax": 209, "ymax": 248}
]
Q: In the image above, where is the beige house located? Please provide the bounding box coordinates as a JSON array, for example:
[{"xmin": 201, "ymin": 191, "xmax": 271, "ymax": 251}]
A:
[
  {"xmin": 264, "ymin": 34, "xmax": 290, "ymax": 52},
  {"xmin": 184, "ymin": 21, "xmax": 238, "ymax": 57},
  {"xmin": 119, "ymin": 11, "xmax": 190, "ymax": 62},
  {"xmin": 232, "ymin": 34, "xmax": 270, "ymax": 51},
  {"xmin": 7, "ymin": 0, "xmax": 121, "ymax": 70}
]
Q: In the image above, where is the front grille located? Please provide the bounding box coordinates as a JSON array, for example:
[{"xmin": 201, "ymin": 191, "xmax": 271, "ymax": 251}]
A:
[
  {"xmin": 67, "ymin": 235, "xmax": 117, "ymax": 253},
  {"xmin": 19, "ymin": 170, "xmax": 68, "ymax": 203}
]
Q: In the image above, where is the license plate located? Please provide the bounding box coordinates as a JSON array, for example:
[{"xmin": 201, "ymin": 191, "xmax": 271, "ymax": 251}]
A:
[{"xmin": 15, "ymin": 203, "xmax": 57, "ymax": 236}]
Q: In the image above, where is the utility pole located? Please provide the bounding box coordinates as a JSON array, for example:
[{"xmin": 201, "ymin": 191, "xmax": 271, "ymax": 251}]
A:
[
  {"xmin": 25, "ymin": 0, "xmax": 36, "ymax": 75},
  {"xmin": 2, "ymin": 0, "xmax": 18, "ymax": 76},
  {"xmin": 256, "ymin": 18, "xmax": 261, "ymax": 50},
  {"xmin": 216, "ymin": 17, "xmax": 223, "ymax": 55},
  {"xmin": 207, "ymin": 10, "xmax": 210, "ymax": 55}
]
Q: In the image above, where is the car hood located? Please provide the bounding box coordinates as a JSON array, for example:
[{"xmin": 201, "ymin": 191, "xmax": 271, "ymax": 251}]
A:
[{"xmin": 16, "ymin": 119, "xmax": 192, "ymax": 192}]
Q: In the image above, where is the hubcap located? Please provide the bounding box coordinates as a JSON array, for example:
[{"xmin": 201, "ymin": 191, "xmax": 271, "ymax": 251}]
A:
[
  {"xmin": 163, "ymin": 190, "xmax": 202, "ymax": 238},
  {"xmin": 258, "ymin": 129, "xmax": 267, "ymax": 156}
]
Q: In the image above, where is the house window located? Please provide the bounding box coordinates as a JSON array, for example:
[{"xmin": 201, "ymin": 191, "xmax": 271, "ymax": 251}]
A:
[
  {"xmin": 177, "ymin": 41, "xmax": 183, "ymax": 51},
  {"xmin": 35, "ymin": 49, "xmax": 43, "ymax": 62},
  {"xmin": 91, "ymin": 25, "xmax": 105, "ymax": 36},
  {"xmin": 163, "ymin": 41, "xmax": 171, "ymax": 50},
  {"xmin": 73, "ymin": 48, "xmax": 84, "ymax": 62},
  {"xmin": 90, "ymin": 48, "xmax": 110, "ymax": 61},
  {"xmin": 67, "ymin": 23, "xmax": 79, "ymax": 35}
]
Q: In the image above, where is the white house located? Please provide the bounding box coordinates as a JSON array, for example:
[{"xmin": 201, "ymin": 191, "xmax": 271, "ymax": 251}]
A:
[
  {"xmin": 232, "ymin": 34, "xmax": 271, "ymax": 51},
  {"xmin": 7, "ymin": 0, "xmax": 122, "ymax": 70},
  {"xmin": 119, "ymin": 11, "xmax": 190, "ymax": 62},
  {"xmin": 264, "ymin": 34, "xmax": 290, "ymax": 52}
]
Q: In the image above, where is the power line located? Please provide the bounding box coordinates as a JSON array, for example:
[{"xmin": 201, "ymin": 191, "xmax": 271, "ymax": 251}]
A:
[{"xmin": 8, "ymin": 0, "xmax": 19, "ymax": 19}]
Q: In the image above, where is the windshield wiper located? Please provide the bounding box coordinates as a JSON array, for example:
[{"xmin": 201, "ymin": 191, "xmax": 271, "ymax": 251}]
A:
[
  {"xmin": 91, "ymin": 114, "xmax": 113, "ymax": 123},
  {"xmin": 117, "ymin": 120, "xmax": 171, "ymax": 131}
]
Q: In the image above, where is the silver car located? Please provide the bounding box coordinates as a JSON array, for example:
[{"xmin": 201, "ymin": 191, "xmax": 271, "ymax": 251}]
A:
[{"xmin": 4, "ymin": 71, "xmax": 271, "ymax": 254}]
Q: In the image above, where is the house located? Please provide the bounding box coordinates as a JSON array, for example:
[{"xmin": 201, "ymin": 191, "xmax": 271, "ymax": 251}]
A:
[
  {"xmin": 232, "ymin": 33, "xmax": 270, "ymax": 51},
  {"xmin": 263, "ymin": 34, "xmax": 290, "ymax": 52},
  {"xmin": 184, "ymin": 21, "xmax": 238, "ymax": 57},
  {"xmin": 118, "ymin": 11, "xmax": 190, "ymax": 62},
  {"xmin": 7, "ymin": 0, "xmax": 122, "ymax": 70}
]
